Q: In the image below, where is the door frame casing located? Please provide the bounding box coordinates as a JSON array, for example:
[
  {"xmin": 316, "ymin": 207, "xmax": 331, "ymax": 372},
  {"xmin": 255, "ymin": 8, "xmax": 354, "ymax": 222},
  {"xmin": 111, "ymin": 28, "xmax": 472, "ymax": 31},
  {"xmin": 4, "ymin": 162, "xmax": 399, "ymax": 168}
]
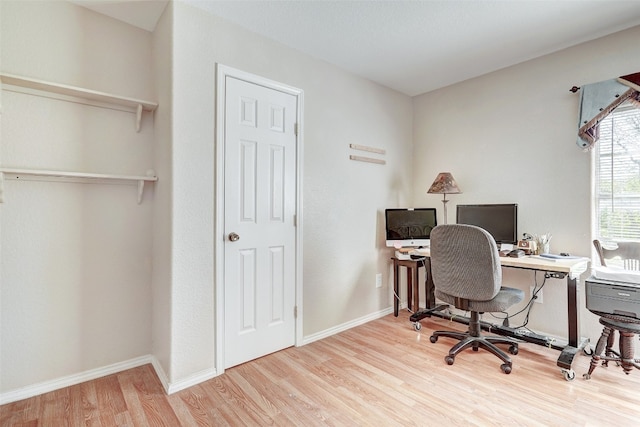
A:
[{"xmin": 214, "ymin": 64, "xmax": 304, "ymax": 375}]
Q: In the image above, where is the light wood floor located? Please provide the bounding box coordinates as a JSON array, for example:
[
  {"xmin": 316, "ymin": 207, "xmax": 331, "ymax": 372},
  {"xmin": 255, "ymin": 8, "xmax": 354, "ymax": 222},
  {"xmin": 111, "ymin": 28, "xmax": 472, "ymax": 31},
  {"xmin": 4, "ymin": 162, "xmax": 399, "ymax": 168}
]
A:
[{"xmin": 2, "ymin": 311, "xmax": 640, "ymax": 426}]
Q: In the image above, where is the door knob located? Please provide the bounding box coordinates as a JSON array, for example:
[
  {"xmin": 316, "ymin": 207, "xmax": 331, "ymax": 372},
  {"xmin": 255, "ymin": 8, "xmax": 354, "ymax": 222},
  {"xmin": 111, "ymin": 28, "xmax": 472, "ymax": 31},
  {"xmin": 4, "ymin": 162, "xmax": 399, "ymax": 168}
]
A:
[{"xmin": 228, "ymin": 232, "xmax": 240, "ymax": 242}]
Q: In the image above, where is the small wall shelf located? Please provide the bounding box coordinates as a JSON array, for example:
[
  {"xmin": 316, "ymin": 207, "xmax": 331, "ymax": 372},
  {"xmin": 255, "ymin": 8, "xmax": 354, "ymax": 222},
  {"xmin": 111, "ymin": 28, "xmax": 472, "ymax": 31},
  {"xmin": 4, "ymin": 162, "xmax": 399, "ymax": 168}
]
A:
[
  {"xmin": 0, "ymin": 168, "xmax": 158, "ymax": 204},
  {"xmin": 0, "ymin": 73, "xmax": 158, "ymax": 131}
]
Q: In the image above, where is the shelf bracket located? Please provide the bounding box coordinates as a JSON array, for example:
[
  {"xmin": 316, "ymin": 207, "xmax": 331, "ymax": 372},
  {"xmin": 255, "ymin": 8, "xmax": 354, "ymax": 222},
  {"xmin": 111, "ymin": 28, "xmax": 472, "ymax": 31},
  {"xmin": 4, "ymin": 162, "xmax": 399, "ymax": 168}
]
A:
[
  {"xmin": 135, "ymin": 104, "xmax": 143, "ymax": 132},
  {"xmin": 137, "ymin": 179, "xmax": 145, "ymax": 204}
]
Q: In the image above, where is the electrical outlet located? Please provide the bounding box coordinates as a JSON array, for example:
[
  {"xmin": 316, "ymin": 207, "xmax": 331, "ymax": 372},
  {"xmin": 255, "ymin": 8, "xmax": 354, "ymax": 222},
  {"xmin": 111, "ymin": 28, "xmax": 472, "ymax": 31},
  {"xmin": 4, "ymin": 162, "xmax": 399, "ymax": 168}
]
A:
[
  {"xmin": 530, "ymin": 286, "xmax": 543, "ymax": 304},
  {"xmin": 375, "ymin": 273, "xmax": 382, "ymax": 288}
]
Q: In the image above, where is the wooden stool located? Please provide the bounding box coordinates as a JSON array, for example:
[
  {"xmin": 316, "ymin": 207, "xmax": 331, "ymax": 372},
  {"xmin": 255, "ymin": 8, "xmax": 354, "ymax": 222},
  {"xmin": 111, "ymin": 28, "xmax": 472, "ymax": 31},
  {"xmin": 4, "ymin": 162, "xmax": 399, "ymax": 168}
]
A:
[{"xmin": 584, "ymin": 313, "xmax": 640, "ymax": 380}]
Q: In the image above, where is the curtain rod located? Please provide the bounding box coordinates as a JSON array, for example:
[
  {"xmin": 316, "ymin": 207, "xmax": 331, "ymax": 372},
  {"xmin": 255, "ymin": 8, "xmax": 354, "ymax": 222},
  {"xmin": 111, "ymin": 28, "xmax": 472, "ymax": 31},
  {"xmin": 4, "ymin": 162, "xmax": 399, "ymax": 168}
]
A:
[{"xmin": 569, "ymin": 86, "xmax": 580, "ymax": 93}]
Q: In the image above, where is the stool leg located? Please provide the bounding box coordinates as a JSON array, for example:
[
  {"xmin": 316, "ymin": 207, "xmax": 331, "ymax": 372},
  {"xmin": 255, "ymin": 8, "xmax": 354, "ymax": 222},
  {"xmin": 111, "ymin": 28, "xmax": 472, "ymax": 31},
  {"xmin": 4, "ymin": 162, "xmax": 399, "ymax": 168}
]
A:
[
  {"xmin": 619, "ymin": 331, "xmax": 635, "ymax": 375},
  {"xmin": 586, "ymin": 326, "xmax": 612, "ymax": 379},
  {"xmin": 603, "ymin": 327, "xmax": 616, "ymax": 367}
]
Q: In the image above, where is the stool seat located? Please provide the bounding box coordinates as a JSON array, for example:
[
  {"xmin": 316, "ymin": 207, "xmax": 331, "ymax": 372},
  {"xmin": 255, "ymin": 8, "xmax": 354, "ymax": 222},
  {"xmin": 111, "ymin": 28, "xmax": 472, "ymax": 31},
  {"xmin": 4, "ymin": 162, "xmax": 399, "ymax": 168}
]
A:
[
  {"xmin": 591, "ymin": 310, "xmax": 640, "ymax": 326},
  {"xmin": 600, "ymin": 316, "xmax": 640, "ymax": 334},
  {"xmin": 584, "ymin": 314, "xmax": 640, "ymax": 380}
]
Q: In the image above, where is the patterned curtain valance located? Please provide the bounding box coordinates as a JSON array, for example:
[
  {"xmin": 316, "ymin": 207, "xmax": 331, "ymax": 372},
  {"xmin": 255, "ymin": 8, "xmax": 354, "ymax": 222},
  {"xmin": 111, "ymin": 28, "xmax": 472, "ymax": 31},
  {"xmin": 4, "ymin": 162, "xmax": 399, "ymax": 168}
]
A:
[{"xmin": 577, "ymin": 72, "xmax": 640, "ymax": 150}]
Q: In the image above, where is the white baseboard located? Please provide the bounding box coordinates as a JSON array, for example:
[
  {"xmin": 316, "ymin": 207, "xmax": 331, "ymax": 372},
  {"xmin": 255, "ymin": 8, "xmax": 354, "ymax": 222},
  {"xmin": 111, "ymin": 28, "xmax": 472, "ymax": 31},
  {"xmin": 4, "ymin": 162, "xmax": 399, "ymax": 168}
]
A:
[
  {"xmin": 1, "ymin": 308, "xmax": 396, "ymax": 405},
  {"xmin": 0, "ymin": 355, "xmax": 153, "ymax": 405},
  {"xmin": 302, "ymin": 306, "xmax": 394, "ymax": 345},
  {"xmin": 149, "ymin": 355, "xmax": 171, "ymax": 393},
  {"xmin": 0, "ymin": 354, "xmax": 220, "ymax": 405},
  {"xmin": 166, "ymin": 366, "xmax": 218, "ymax": 395}
]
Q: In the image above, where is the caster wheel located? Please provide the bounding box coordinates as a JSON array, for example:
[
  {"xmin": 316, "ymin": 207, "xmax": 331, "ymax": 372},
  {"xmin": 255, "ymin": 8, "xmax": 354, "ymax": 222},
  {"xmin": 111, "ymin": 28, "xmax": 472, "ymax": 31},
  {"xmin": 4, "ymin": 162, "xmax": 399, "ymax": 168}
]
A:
[
  {"xmin": 583, "ymin": 373, "xmax": 591, "ymax": 380},
  {"xmin": 509, "ymin": 345, "xmax": 518, "ymax": 355},
  {"xmin": 501, "ymin": 364, "xmax": 512, "ymax": 374},
  {"xmin": 413, "ymin": 322, "xmax": 421, "ymax": 331},
  {"xmin": 430, "ymin": 335, "xmax": 438, "ymax": 343},
  {"xmin": 445, "ymin": 355, "xmax": 455, "ymax": 365},
  {"xmin": 472, "ymin": 344, "xmax": 479, "ymax": 352},
  {"xmin": 582, "ymin": 346, "xmax": 593, "ymax": 356},
  {"xmin": 562, "ymin": 369, "xmax": 576, "ymax": 381}
]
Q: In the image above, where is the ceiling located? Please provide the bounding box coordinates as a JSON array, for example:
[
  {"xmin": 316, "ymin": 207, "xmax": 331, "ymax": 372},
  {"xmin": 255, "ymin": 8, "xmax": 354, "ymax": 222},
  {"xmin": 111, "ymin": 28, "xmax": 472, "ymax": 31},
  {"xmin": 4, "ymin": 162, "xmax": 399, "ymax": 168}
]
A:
[{"xmin": 71, "ymin": 0, "xmax": 640, "ymax": 96}]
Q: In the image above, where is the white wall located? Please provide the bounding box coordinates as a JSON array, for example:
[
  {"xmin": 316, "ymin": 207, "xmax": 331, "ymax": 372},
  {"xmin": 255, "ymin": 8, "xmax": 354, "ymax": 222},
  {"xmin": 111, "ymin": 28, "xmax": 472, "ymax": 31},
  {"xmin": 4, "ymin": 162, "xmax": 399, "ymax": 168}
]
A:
[
  {"xmin": 0, "ymin": 1, "xmax": 155, "ymax": 394},
  {"xmin": 166, "ymin": 1, "xmax": 414, "ymax": 385},
  {"xmin": 412, "ymin": 25, "xmax": 640, "ymax": 345},
  {"xmin": 150, "ymin": 0, "xmax": 173, "ymax": 387}
]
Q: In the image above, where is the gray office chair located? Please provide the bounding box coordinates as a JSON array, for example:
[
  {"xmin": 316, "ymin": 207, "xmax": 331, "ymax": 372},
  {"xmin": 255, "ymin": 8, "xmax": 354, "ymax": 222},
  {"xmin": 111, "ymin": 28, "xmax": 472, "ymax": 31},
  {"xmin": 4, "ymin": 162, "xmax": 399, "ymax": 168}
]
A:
[{"xmin": 429, "ymin": 224, "xmax": 525, "ymax": 374}]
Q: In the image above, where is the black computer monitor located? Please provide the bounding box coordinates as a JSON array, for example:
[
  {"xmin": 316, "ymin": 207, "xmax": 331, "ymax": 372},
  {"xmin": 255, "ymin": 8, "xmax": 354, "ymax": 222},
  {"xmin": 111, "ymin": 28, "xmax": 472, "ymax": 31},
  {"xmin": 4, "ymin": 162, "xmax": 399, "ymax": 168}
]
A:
[{"xmin": 456, "ymin": 204, "xmax": 518, "ymax": 244}]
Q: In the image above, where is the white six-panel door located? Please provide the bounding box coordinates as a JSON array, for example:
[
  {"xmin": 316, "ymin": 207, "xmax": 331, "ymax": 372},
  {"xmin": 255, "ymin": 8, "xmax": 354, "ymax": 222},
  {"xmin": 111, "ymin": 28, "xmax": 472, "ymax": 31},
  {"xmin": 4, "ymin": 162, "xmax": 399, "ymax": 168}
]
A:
[{"xmin": 222, "ymin": 75, "xmax": 298, "ymax": 369}]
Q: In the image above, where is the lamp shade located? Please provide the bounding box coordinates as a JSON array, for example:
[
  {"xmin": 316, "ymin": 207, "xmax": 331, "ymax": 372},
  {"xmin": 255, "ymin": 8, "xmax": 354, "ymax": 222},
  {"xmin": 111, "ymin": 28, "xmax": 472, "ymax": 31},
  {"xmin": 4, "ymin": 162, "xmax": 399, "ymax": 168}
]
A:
[{"xmin": 427, "ymin": 172, "xmax": 462, "ymax": 195}]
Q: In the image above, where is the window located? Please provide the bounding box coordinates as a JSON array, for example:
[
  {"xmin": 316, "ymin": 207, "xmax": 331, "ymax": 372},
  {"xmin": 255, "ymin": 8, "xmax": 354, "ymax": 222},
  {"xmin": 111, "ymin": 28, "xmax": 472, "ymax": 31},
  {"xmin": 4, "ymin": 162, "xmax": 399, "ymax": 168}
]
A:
[{"xmin": 594, "ymin": 102, "xmax": 640, "ymax": 241}]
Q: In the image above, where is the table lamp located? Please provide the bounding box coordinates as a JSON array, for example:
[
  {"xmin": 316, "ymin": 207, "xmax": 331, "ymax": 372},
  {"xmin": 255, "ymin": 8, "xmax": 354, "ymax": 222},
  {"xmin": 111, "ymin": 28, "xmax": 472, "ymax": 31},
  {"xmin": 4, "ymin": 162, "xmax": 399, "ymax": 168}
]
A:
[{"xmin": 427, "ymin": 172, "xmax": 462, "ymax": 224}]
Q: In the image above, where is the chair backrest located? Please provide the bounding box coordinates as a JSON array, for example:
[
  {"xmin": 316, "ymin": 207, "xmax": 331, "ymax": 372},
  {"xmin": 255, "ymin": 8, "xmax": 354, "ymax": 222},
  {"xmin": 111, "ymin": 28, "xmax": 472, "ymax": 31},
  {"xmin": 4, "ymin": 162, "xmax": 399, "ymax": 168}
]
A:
[
  {"xmin": 593, "ymin": 239, "xmax": 640, "ymax": 270},
  {"xmin": 430, "ymin": 224, "xmax": 502, "ymax": 301}
]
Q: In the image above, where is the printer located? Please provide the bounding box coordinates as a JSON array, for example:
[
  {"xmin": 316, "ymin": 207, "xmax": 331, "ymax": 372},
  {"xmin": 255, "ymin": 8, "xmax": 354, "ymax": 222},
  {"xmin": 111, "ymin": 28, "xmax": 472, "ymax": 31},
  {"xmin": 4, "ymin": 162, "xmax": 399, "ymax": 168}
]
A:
[{"xmin": 586, "ymin": 266, "xmax": 640, "ymax": 318}]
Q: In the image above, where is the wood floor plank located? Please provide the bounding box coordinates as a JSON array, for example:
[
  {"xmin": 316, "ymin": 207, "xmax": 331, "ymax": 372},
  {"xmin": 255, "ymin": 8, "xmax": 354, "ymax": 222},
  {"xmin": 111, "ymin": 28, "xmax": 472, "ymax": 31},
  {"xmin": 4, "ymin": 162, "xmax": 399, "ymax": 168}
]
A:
[
  {"xmin": 66, "ymin": 382, "xmax": 88, "ymax": 427},
  {"xmin": 0, "ymin": 393, "xmax": 39, "ymax": 426},
  {"xmin": 95, "ymin": 373, "xmax": 127, "ymax": 426},
  {"xmin": 80, "ymin": 380, "xmax": 103, "ymax": 427},
  {"xmin": 165, "ymin": 388, "xmax": 209, "ymax": 427},
  {"xmin": 2, "ymin": 311, "xmax": 640, "ymax": 426},
  {"xmin": 117, "ymin": 368, "xmax": 151, "ymax": 427},
  {"xmin": 197, "ymin": 376, "xmax": 271, "ymax": 426},
  {"xmin": 137, "ymin": 364, "xmax": 181, "ymax": 426}
]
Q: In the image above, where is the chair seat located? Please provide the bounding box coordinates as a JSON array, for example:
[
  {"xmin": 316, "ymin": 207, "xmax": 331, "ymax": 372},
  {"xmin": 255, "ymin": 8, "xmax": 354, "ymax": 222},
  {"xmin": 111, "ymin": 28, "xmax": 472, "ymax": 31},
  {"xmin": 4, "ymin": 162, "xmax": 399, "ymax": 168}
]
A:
[{"xmin": 435, "ymin": 286, "xmax": 525, "ymax": 313}]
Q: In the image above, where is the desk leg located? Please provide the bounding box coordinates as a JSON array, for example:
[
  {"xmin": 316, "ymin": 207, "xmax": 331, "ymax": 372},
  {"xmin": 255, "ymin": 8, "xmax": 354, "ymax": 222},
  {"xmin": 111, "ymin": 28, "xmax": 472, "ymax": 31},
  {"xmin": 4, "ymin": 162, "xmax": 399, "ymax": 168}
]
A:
[
  {"xmin": 424, "ymin": 259, "xmax": 435, "ymax": 309},
  {"xmin": 412, "ymin": 265, "xmax": 420, "ymax": 312},
  {"xmin": 556, "ymin": 275, "xmax": 587, "ymax": 379},
  {"xmin": 406, "ymin": 268, "xmax": 413, "ymax": 314},
  {"xmin": 393, "ymin": 260, "xmax": 399, "ymax": 317},
  {"xmin": 409, "ymin": 258, "xmax": 448, "ymax": 323},
  {"xmin": 567, "ymin": 275, "xmax": 580, "ymax": 348}
]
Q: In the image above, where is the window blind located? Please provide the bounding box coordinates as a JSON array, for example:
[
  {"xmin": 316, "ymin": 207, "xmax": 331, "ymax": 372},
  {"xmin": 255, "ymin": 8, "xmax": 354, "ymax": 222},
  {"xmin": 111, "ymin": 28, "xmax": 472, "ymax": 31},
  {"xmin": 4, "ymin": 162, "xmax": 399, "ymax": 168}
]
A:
[{"xmin": 595, "ymin": 103, "xmax": 640, "ymax": 241}]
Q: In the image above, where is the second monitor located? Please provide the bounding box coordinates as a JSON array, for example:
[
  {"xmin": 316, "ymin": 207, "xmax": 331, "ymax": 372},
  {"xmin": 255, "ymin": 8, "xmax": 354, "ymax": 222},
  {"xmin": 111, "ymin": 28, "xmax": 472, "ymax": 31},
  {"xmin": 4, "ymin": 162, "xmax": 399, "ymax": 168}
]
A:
[{"xmin": 456, "ymin": 203, "xmax": 518, "ymax": 245}]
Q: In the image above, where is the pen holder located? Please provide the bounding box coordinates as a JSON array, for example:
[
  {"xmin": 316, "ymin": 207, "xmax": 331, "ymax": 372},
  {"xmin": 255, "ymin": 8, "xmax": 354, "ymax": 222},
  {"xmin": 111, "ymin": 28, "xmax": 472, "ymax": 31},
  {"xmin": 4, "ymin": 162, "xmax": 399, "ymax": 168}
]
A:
[{"xmin": 537, "ymin": 241, "xmax": 550, "ymax": 255}]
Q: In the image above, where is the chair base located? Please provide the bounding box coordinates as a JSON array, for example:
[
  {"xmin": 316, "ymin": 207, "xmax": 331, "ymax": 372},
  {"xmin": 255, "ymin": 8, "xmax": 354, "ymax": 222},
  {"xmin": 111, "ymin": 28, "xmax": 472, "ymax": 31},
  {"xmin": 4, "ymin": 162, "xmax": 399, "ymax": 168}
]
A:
[{"xmin": 429, "ymin": 311, "xmax": 519, "ymax": 374}]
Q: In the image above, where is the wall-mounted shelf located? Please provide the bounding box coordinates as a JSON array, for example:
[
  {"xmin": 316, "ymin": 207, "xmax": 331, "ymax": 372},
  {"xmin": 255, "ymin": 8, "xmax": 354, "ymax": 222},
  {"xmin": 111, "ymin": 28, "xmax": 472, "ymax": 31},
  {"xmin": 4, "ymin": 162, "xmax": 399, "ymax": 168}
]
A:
[
  {"xmin": 0, "ymin": 168, "xmax": 158, "ymax": 204},
  {"xmin": 0, "ymin": 73, "xmax": 158, "ymax": 131},
  {"xmin": 348, "ymin": 143, "xmax": 386, "ymax": 165}
]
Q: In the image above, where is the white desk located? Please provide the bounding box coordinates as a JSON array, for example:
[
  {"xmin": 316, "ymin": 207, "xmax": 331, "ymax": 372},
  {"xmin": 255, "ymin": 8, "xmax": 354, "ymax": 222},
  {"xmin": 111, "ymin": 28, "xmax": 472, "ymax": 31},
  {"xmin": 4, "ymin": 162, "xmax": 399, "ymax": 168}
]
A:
[{"xmin": 408, "ymin": 248, "xmax": 590, "ymax": 380}]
